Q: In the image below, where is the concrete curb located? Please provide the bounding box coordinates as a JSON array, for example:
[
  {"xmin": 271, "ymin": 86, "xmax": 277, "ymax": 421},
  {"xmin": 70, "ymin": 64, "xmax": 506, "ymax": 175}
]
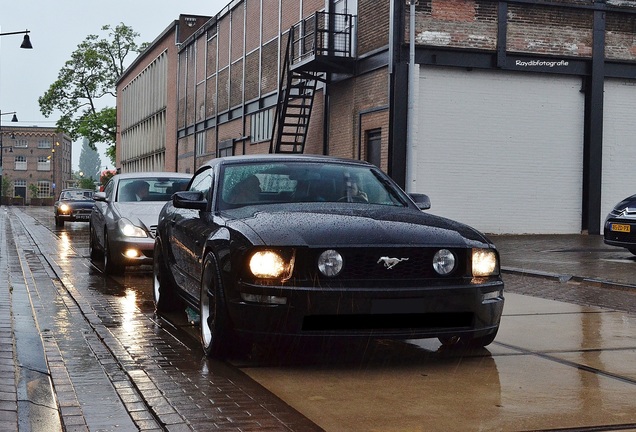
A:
[{"xmin": 502, "ymin": 266, "xmax": 636, "ymax": 291}]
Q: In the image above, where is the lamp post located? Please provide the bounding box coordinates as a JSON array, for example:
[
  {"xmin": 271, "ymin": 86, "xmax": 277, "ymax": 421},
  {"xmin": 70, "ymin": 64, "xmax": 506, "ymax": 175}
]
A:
[
  {"xmin": 1, "ymin": 29, "xmax": 33, "ymax": 203},
  {"xmin": 0, "ymin": 111, "xmax": 18, "ymax": 201}
]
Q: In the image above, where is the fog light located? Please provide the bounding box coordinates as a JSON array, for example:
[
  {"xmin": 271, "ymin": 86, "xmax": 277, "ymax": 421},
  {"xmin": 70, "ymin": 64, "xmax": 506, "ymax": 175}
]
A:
[
  {"xmin": 433, "ymin": 249, "xmax": 456, "ymax": 275},
  {"xmin": 482, "ymin": 290, "xmax": 502, "ymax": 301},
  {"xmin": 318, "ymin": 249, "xmax": 343, "ymax": 277},
  {"xmin": 240, "ymin": 293, "xmax": 287, "ymax": 305},
  {"xmin": 124, "ymin": 249, "xmax": 140, "ymax": 258}
]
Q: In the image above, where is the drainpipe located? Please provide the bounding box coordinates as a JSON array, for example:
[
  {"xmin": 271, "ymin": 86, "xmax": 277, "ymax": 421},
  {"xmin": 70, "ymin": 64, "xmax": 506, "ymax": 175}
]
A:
[{"xmin": 405, "ymin": 0, "xmax": 418, "ymax": 193}]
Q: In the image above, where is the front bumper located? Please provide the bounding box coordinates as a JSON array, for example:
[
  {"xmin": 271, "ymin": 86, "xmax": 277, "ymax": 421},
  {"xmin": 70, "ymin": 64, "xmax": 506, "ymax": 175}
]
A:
[
  {"xmin": 227, "ymin": 279, "xmax": 504, "ymax": 340},
  {"xmin": 108, "ymin": 236, "xmax": 155, "ymax": 267},
  {"xmin": 56, "ymin": 209, "xmax": 92, "ymax": 222},
  {"xmin": 604, "ymin": 219, "xmax": 636, "ymax": 249}
]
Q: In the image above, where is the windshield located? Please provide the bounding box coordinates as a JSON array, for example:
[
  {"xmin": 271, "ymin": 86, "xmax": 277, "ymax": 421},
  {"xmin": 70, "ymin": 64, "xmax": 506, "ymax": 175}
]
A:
[
  {"xmin": 60, "ymin": 190, "xmax": 93, "ymax": 200},
  {"xmin": 218, "ymin": 161, "xmax": 406, "ymax": 209},
  {"xmin": 117, "ymin": 177, "xmax": 190, "ymax": 202}
]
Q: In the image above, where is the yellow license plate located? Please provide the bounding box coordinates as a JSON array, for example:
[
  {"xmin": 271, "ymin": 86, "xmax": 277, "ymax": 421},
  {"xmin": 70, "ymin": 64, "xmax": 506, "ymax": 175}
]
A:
[{"xmin": 611, "ymin": 223, "xmax": 631, "ymax": 233}]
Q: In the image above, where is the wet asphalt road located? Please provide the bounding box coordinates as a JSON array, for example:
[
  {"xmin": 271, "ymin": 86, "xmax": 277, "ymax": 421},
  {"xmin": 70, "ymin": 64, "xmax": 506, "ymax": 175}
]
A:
[{"xmin": 7, "ymin": 205, "xmax": 636, "ymax": 431}]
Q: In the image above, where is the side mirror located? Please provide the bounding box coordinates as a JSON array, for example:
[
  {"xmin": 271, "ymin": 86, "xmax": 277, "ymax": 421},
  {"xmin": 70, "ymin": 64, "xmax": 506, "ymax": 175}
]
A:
[
  {"xmin": 173, "ymin": 191, "xmax": 208, "ymax": 210},
  {"xmin": 409, "ymin": 193, "xmax": 431, "ymax": 210},
  {"xmin": 93, "ymin": 192, "xmax": 107, "ymax": 202}
]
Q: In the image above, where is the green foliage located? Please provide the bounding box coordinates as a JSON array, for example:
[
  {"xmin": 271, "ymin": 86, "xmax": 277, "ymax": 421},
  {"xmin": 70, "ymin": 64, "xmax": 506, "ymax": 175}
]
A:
[
  {"xmin": 78, "ymin": 138, "xmax": 102, "ymax": 179},
  {"xmin": 1, "ymin": 176, "xmax": 12, "ymax": 198},
  {"xmin": 38, "ymin": 23, "xmax": 144, "ymax": 163},
  {"xmin": 28, "ymin": 183, "xmax": 39, "ymax": 198},
  {"xmin": 78, "ymin": 177, "xmax": 97, "ymax": 190}
]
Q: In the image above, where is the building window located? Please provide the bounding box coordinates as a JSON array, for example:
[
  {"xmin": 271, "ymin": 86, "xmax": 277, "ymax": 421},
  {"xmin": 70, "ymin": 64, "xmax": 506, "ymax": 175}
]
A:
[
  {"xmin": 195, "ymin": 132, "xmax": 206, "ymax": 156},
  {"xmin": 14, "ymin": 139, "xmax": 27, "ymax": 148},
  {"xmin": 218, "ymin": 139, "xmax": 233, "ymax": 158},
  {"xmin": 38, "ymin": 140, "xmax": 52, "ymax": 149},
  {"xmin": 37, "ymin": 181, "xmax": 51, "ymax": 198},
  {"xmin": 15, "ymin": 155, "xmax": 27, "ymax": 171},
  {"xmin": 250, "ymin": 109, "xmax": 273, "ymax": 143},
  {"xmin": 14, "ymin": 180, "xmax": 26, "ymax": 198},
  {"xmin": 37, "ymin": 156, "xmax": 51, "ymax": 171},
  {"xmin": 366, "ymin": 128, "xmax": 382, "ymax": 168}
]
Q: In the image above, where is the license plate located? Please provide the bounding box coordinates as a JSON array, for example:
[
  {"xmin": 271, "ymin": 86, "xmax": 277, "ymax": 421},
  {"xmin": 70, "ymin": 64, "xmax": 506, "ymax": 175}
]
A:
[
  {"xmin": 75, "ymin": 215, "xmax": 90, "ymax": 220},
  {"xmin": 610, "ymin": 223, "xmax": 631, "ymax": 233}
]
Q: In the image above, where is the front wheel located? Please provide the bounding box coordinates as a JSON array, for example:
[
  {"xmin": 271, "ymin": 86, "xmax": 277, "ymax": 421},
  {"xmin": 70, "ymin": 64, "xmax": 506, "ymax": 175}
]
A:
[
  {"xmin": 55, "ymin": 216, "xmax": 64, "ymax": 227},
  {"xmin": 153, "ymin": 240, "xmax": 180, "ymax": 313},
  {"xmin": 89, "ymin": 224, "xmax": 103, "ymax": 261},
  {"xmin": 200, "ymin": 253, "xmax": 232, "ymax": 359},
  {"xmin": 103, "ymin": 232, "xmax": 124, "ymax": 275}
]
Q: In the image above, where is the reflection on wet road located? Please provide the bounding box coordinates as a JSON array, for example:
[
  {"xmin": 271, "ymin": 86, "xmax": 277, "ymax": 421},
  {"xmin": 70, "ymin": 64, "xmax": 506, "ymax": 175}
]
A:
[{"xmin": 13, "ymin": 207, "xmax": 636, "ymax": 431}]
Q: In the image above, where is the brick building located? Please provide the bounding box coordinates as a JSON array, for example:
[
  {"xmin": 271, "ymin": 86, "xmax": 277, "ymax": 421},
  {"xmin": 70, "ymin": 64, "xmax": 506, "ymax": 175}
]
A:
[
  {"xmin": 0, "ymin": 126, "xmax": 72, "ymax": 204},
  {"xmin": 116, "ymin": 15, "xmax": 210, "ymax": 174},
  {"xmin": 117, "ymin": 0, "xmax": 636, "ymax": 235}
]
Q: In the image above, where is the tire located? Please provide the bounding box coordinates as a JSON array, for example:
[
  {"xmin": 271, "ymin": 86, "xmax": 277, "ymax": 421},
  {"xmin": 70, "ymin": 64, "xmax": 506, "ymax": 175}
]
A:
[
  {"xmin": 153, "ymin": 240, "xmax": 180, "ymax": 313},
  {"xmin": 55, "ymin": 216, "xmax": 64, "ymax": 227},
  {"xmin": 200, "ymin": 253, "xmax": 232, "ymax": 359},
  {"xmin": 628, "ymin": 248, "xmax": 636, "ymax": 256},
  {"xmin": 89, "ymin": 225, "xmax": 103, "ymax": 261},
  {"xmin": 103, "ymin": 231, "xmax": 124, "ymax": 275},
  {"xmin": 439, "ymin": 328, "xmax": 498, "ymax": 348}
]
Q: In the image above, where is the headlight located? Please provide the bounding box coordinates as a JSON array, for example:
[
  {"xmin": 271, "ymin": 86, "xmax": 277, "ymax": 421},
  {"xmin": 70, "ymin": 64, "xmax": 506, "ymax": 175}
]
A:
[
  {"xmin": 472, "ymin": 248, "xmax": 499, "ymax": 277},
  {"xmin": 433, "ymin": 249, "xmax": 456, "ymax": 275},
  {"xmin": 59, "ymin": 204, "xmax": 70, "ymax": 213},
  {"xmin": 318, "ymin": 249, "xmax": 343, "ymax": 277},
  {"xmin": 117, "ymin": 218, "xmax": 147, "ymax": 237},
  {"xmin": 249, "ymin": 250, "xmax": 294, "ymax": 280}
]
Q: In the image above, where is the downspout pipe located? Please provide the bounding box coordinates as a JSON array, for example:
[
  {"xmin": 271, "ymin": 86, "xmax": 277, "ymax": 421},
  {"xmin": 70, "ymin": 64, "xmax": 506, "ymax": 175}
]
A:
[{"xmin": 405, "ymin": 0, "xmax": 418, "ymax": 193}]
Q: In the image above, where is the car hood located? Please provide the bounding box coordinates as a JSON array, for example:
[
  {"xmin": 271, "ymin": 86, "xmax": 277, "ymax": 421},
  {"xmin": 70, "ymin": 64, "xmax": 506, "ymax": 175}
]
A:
[
  {"xmin": 223, "ymin": 205, "xmax": 492, "ymax": 248},
  {"xmin": 114, "ymin": 202, "xmax": 167, "ymax": 228}
]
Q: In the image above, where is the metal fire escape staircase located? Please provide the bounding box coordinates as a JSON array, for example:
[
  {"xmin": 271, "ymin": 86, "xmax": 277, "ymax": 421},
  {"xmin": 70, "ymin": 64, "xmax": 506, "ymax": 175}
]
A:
[
  {"xmin": 270, "ymin": 41, "xmax": 320, "ymax": 154},
  {"xmin": 270, "ymin": 12, "xmax": 356, "ymax": 154}
]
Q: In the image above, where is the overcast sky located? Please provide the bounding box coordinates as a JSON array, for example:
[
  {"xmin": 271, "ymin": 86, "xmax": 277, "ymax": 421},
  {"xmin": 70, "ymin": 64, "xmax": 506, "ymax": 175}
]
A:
[{"xmin": 1, "ymin": 0, "xmax": 227, "ymax": 170}]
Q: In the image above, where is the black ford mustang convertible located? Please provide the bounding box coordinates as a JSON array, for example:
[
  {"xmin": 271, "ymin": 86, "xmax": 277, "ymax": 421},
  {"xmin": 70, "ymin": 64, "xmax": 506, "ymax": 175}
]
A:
[{"xmin": 153, "ymin": 155, "xmax": 504, "ymax": 358}]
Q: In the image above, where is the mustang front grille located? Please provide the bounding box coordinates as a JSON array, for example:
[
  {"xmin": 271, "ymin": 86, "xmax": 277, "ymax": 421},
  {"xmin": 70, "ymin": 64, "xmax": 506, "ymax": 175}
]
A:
[{"xmin": 301, "ymin": 247, "xmax": 469, "ymax": 281}]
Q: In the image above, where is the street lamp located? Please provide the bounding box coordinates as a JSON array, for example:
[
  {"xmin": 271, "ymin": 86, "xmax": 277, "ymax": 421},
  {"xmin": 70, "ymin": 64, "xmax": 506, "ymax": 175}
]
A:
[
  {"xmin": 0, "ymin": 111, "xmax": 19, "ymax": 200},
  {"xmin": 0, "ymin": 30, "xmax": 33, "ymax": 49},
  {"xmin": 0, "ymin": 29, "xmax": 33, "ymax": 202}
]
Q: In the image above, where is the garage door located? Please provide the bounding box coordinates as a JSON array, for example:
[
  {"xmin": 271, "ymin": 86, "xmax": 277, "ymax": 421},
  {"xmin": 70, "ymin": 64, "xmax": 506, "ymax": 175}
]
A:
[
  {"xmin": 415, "ymin": 67, "xmax": 584, "ymax": 234},
  {"xmin": 601, "ymin": 79, "xmax": 636, "ymax": 234}
]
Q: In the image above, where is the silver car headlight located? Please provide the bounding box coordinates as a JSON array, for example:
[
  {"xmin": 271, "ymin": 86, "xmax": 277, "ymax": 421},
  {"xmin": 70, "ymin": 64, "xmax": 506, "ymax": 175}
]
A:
[
  {"xmin": 117, "ymin": 218, "xmax": 147, "ymax": 238},
  {"xmin": 249, "ymin": 250, "xmax": 294, "ymax": 280},
  {"xmin": 59, "ymin": 203, "xmax": 70, "ymax": 213},
  {"xmin": 472, "ymin": 248, "xmax": 499, "ymax": 277}
]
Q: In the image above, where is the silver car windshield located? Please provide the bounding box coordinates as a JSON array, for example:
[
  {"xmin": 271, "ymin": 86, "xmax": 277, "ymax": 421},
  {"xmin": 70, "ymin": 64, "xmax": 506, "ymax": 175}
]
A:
[
  {"xmin": 117, "ymin": 178, "xmax": 190, "ymax": 202},
  {"xmin": 218, "ymin": 162, "xmax": 406, "ymax": 209}
]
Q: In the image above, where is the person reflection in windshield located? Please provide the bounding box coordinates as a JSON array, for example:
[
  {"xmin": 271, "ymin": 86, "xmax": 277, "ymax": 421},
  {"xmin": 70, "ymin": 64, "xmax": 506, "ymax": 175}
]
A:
[{"xmin": 229, "ymin": 175, "xmax": 261, "ymax": 204}]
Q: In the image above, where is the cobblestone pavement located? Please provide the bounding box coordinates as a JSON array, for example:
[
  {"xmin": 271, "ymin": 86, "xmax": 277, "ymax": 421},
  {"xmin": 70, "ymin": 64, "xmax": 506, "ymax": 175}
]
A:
[{"xmin": 2, "ymin": 206, "xmax": 321, "ymax": 431}]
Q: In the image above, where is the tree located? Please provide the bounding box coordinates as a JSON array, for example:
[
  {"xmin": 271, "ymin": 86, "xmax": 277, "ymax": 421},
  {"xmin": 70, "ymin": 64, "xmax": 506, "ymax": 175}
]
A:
[
  {"xmin": 79, "ymin": 138, "xmax": 102, "ymax": 180},
  {"xmin": 38, "ymin": 23, "xmax": 146, "ymax": 166}
]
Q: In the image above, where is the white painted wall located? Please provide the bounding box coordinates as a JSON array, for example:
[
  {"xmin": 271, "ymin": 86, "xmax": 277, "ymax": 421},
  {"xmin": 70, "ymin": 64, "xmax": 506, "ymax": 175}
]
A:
[{"xmin": 415, "ymin": 67, "xmax": 584, "ymax": 234}]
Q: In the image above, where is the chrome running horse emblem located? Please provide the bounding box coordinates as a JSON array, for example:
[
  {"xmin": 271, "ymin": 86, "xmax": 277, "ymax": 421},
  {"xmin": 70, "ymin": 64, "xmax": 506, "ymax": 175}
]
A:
[{"xmin": 377, "ymin": 256, "xmax": 409, "ymax": 269}]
